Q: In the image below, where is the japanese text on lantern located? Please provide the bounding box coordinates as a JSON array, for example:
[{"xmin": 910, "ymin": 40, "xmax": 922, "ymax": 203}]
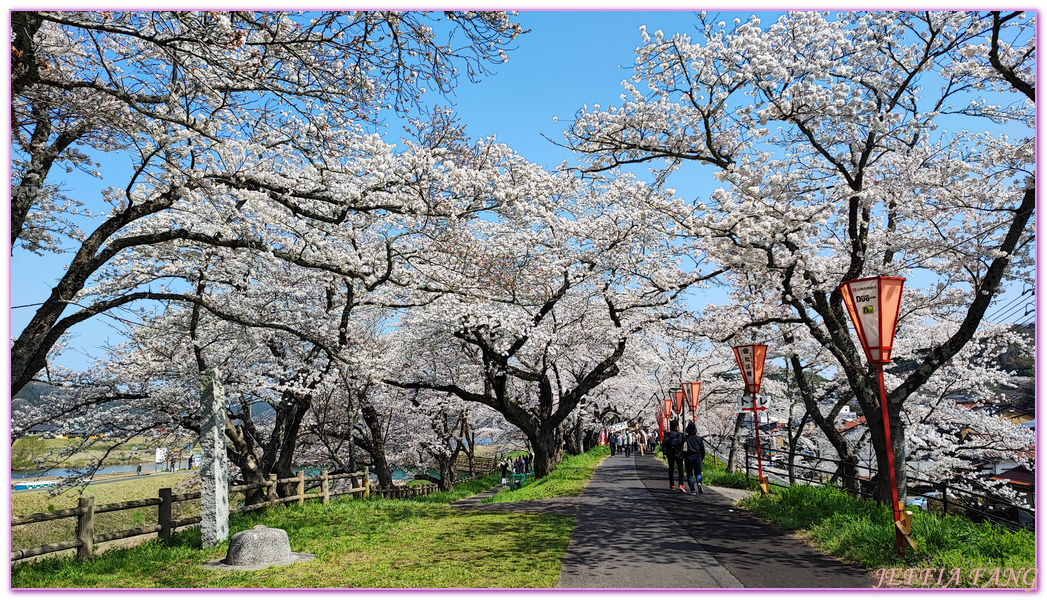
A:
[
  {"xmin": 850, "ymin": 280, "xmax": 882, "ymax": 348},
  {"xmin": 738, "ymin": 347, "xmax": 753, "ymax": 378}
]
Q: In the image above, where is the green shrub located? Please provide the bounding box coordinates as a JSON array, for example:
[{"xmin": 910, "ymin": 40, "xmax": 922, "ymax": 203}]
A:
[{"xmin": 739, "ymin": 483, "xmax": 1035, "ymax": 586}]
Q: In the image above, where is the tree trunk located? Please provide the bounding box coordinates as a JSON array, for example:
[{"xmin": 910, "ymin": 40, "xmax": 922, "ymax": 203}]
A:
[
  {"xmin": 583, "ymin": 428, "xmax": 600, "ymax": 452},
  {"xmin": 461, "ymin": 419, "xmax": 476, "ymax": 477},
  {"xmin": 563, "ymin": 416, "xmax": 584, "ymax": 455},
  {"xmin": 358, "ymin": 404, "xmax": 394, "ymax": 489},
  {"xmin": 270, "ymin": 395, "xmax": 311, "ymax": 498},
  {"xmin": 786, "ymin": 352, "xmax": 861, "ymax": 493},
  {"xmin": 726, "ymin": 412, "xmax": 745, "ymax": 472},
  {"xmin": 530, "ymin": 425, "xmax": 564, "ymax": 478},
  {"xmin": 220, "ymin": 411, "xmax": 270, "ymax": 506},
  {"xmin": 437, "ymin": 455, "xmax": 456, "ymax": 492},
  {"xmin": 870, "ymin": 397, "xmax": 907, "ymax": 504}
]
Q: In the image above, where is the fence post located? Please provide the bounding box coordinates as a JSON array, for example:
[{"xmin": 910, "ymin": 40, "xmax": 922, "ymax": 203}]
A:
[
  {"xmin": 158, "ymin": 488, "xmax": 173, "ymax": 545},
  {"xmin": 321, "ymin": 470, "xmax": 330, "ymax": 505},
  {"xmin": 938, "ymin": 481, "xmax": 949, "ymax": 514},
  {"xmin": 75, "ymin": 496, "xmax": 94, "ymax": 561},
  {"xmin": 363, "ymin": 467, "xmax": 370, "ymax": 498},
  {"xmin": 296, "ymin": 470, "xmax": 305, "ymax": 506},
  {"xmin": 267, "ymin": 474, "xmax": 278, "ymax": 505}
]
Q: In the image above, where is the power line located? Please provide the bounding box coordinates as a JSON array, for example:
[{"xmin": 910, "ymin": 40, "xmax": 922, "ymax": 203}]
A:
[
  {"xmin": 984, "ymin": 291, "xmax": 1031, "ymax": 322},
  {"xmin": 898, "ymin": 205, "xmax": 1035, "ymax": 272}
]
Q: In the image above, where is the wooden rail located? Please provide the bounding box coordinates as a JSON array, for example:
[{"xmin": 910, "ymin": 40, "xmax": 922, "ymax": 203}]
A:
[
  {"xmin": 12, "ymin": 465, "xmax": 494, "ymax": 563},
  {"xmin": 12, "ymin": 468, "xmax": 369, "ymax": 563}
]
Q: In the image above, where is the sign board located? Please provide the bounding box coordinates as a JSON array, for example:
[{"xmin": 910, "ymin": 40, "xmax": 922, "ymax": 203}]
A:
[
  {"xmin": 737, "ymin": 395, "xmax": 770, "ymax": 413},
  {"xmin": 608, "ymin": 422, "xmax": 629, "ymax": 433},
  {"xmin": 155, "ymin": 447, "xmax": 168, "ymax": 464}
]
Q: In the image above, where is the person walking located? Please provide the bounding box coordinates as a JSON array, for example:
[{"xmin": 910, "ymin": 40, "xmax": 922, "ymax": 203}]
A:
[
  {"xmin": 609, "ymin": 431, "xmax": 618, "ymax": 456},
  {"xmin": 683, "ymin": 422, "xmax": 707, "ymax": 495},
  {"xmin": 500, "ymin": 459, "xmax": 509, "ymax": 485},
  {"xmin": 623, "ymin": 430, "xmax": 632, "ymax": 458},
  {"xmin": 662, "ymin": 419, "xmax": 686, "ymax": 491},
  {"xmin": 636, "ymin": 429, "xmax": 646, "ymax": 456}
]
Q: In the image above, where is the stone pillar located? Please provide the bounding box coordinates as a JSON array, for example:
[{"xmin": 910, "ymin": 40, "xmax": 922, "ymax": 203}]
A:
[{"xmin": 200, "ymin": 368, "xmax": 229, "ymax": 547}]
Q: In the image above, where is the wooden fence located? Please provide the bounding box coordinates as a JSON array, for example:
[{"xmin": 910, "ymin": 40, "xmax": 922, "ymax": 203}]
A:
[
  {"xmin": 12, "ymin": 468, "xmax": 369, "ymax": 562},
  {"xmin": 454, "ymin": 456, "xmax": 497, "ymax": 472},
  {"xmin": 12, "ymin": 466, "xmax": 495, "ymax": 563}
]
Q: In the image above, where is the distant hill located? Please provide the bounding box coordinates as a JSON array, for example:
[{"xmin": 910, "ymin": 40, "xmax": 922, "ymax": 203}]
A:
[{"xmin": 12, "ymin": 381, "xmax": 58, "ymax": 412}]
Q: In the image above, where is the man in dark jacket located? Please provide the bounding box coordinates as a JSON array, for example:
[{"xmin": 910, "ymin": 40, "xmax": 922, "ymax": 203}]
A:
[
  {"xmin": 683, "ymin": 422, "xmax": 707, "ymax": 495},
  {"xmin": 662, "ymin": 419, "xmax": 686, "ymax": 491}
]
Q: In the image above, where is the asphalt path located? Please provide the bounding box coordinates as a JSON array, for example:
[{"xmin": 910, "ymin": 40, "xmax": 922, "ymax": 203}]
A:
[
  {"xmin": 633, "ymin": 453, "xmax": 875, "ymax": 588},
  {"xmin": 452, "ymin": 452, "xmax": 875, "ymax": 589},
  {"xmin": 556, "ymin": 453, "xmax": 742, "ymax": 588}
]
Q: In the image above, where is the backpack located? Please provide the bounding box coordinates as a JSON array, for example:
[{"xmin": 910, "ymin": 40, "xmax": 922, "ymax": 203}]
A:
[
  {"xmin": 663, "ymin": 431, "xmax": 684, "ymax": 456},
  {"xmin": 684, "ymin": 434, "xmax": 706, "ymax": 460}
]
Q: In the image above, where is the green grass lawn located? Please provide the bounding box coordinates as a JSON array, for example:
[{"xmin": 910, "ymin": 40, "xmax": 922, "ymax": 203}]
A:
[
  {"xmin": 738, "ymin": 484, "xmax": 1035, "ymax": 588},
  {"xmin": 11, "ymin": 449, "xmax": 615, "ymax": 588},
  {"xmin": 12, "ymin": 496, "xmax": 574, "ymax": 588},
  {"xmin": 483, "ymin": 445, "xmax": 609, "ymax": 503}
]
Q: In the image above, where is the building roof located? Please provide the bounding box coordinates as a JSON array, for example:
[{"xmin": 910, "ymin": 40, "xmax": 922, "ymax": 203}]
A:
[
  {"xmin": 991, "ymin": 466, "xmax": 1035, "ymax": 487},
  {"xmin": 837, "ymin": 416, "xmax": 866, "ymax": 433}
]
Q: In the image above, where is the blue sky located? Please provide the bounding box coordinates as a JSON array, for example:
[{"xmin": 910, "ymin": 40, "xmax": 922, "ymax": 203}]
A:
[
  {"xmin": 12, "ymin": 10, "xmax": 747, "ymax": 373},
  {"xmin": 9, "ymin": 9, "xmax": 1037, "ymax": 375}
]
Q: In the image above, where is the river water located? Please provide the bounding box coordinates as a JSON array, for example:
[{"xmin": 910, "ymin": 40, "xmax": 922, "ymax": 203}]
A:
[{"xmin": 11, "ymin": 462, "xmax": 188, "ymax": 480}]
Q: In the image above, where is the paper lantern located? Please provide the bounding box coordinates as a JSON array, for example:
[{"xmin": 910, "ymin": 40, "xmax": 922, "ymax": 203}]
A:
[
  {"xmin": 838, "ymin": 276, "xmax": 906, "ymax": 363},
  {"xmin": 732, "ymin": 344, "xmax": 768, "ymax": 394}
]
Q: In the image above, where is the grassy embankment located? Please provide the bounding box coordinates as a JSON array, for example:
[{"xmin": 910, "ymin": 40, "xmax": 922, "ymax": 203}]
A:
[
  {"xmin": 13, "ymin": 436, "xmax": 174, "ymax": 471},
  {"xmin": 738, "ymin": 484, "xmax": 1035, "ymax": 588},
  {"xmin": 482, "ymin": 445, "xmax": 610, "ymax": 503},
  {"xmin": 11, "ymin": 446, "xmax": 609, "ymax": 588},
  {"xmin": 12, "ymin": 472, "xmax": 197, "ymax": 555},
  {"xmin": 693, "ymin": 453, "xmax": 1034, "ymax": 588}
]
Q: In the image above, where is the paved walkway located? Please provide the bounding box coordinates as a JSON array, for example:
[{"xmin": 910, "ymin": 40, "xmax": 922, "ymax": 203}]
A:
[{"xmin": 452, "ymin": 453, "xmax": 875, "ymax": 589}]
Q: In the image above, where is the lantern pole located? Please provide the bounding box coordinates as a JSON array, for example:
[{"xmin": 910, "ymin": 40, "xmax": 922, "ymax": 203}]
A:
[
  {"xmin": 751, "ymin": 391, "xmax": 765, "ymax": 489},
  {"xmin": 877, "ymin": 362, "xmax": 903, "ymax": 554},
  {"xmin": 838, "ymin": 275, "xmax": 908, "ymax": 556},
  {"xmin": 734, "ymin": 344, "xmax": 769, "ymax": 495}
]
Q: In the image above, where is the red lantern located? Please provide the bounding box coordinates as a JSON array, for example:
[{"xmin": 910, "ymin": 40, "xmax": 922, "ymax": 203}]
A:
[
  {"xmin": 734, "ymin": 343, "xmax": 769, "ymax": 494},
  {"xmin": 674, "ymin": 390, "xmax": 685, "ymax": 415},
  {"xmin": 683, "ymin": 382, "xmax": 701, "ymax": 419},
  {"xmin": 838, "ymin": 277, "xmax": 905, "ymax": 363},
  {"xmin": 839, "ymin": 276, "xmax": 907, "ymax": 555},
  {"xmin": 733, "ymin": 344, "xmax": 768, "ymax": 394}
]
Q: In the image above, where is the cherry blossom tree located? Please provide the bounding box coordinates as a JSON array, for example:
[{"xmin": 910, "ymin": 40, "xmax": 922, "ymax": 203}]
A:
[
  {"xmin": 12, "ymin": 120, "xmax": 553, "ymax": 490},
  {"xmin": 389, "ymin": 166, "xmax": 718, "ymax": 477},
  {"xmin": 563, "ymin": 10, "xmax": 1034, "ymax": 503},
  {"xmin": 12, "ymin": 10, "xmax": 525, "ymax": 396}
]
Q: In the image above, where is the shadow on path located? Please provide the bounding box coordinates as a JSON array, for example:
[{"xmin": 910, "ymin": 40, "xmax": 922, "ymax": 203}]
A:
[
  {"xmin": 635, "ymin": 454, "xmax": 875, "ymax": 588},
  {"xmin": 451, "ymin": 453, "xmax": 875, "ymax": 588}
]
